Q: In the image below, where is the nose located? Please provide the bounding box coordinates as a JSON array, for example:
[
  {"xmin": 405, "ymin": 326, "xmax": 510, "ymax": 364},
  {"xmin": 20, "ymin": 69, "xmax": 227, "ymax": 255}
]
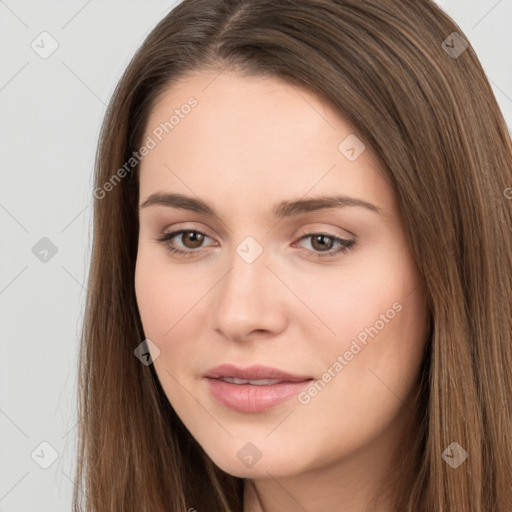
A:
[{"xmin": 208, "ymin": 242, "xmax": 288, "ymax": 343}]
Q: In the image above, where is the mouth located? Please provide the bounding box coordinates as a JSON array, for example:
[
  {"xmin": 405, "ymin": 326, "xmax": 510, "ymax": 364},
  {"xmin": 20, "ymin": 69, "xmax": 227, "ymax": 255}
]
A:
[
  {"xmin": 215, "ymin": 377, "xmax": 294, "ymax": 385},
  {"xmin": 203, "ymin": 364, "xmax": 314, "ymax": 413}
]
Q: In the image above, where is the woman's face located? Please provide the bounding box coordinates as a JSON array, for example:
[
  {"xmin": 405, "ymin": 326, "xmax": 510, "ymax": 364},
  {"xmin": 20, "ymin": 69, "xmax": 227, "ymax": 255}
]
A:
[{"xmin": 135, "ymin": 70, "xmax": 429, "ymax": 481}]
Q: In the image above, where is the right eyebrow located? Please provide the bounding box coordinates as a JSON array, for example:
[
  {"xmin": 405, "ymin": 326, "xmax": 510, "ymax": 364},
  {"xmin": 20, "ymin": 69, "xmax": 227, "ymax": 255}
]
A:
[{"xmin": 139, "ymin": 192, "xmax": 385, "ymax": 218}]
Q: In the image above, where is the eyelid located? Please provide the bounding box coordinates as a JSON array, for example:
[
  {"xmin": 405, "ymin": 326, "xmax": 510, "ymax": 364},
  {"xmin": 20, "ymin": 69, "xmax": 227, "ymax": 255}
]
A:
[
  {"xmin": 290, "ymin": 220, "xmax": 358, "ymax": 250},
  {"xmin": 295, "ymin": 223, "xmax": 355, "ymax": 240},
  {"xmin": 159, "ymin": 222, "xmax": 353, "ymax": 245},
  {"xmin": 161, "ymin": 222, "xmax": 216, "ymax": 240}
]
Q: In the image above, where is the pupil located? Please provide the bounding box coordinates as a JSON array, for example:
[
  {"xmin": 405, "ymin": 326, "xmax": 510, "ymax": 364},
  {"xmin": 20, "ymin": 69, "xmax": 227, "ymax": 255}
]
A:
[
  {"xmin": 313, "ymin": 235, "xmax": 332, "ymax": 251},
  {"xmin": 185, "ymin": 231, "xmax": 203, "ymax": 248}
]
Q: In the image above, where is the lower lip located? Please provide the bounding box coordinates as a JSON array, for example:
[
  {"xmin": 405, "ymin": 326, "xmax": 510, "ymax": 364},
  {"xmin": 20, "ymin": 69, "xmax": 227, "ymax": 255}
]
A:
[{"xmin": 204, "ymin": 378, "xmax": 313, "ymax": 413}]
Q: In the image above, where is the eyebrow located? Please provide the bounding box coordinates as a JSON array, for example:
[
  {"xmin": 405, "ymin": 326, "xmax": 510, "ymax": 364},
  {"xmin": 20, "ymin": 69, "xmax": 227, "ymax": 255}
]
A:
[{"xmin": 140, "ymin": 192, "xmax": 384, "ymax": 217}]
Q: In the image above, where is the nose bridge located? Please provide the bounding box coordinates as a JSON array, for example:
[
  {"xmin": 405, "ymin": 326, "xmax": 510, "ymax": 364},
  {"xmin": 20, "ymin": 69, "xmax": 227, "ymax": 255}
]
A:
[
  {"xmin": 209, "ymin": 234, "xmax": 286, "ymax": 340},
  {"xmin": 221, "ymin": 235, "xmax": 270, "ymax": 309}
]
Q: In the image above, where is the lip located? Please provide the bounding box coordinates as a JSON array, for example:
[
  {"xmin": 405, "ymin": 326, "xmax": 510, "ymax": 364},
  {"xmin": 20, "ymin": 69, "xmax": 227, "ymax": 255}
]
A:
[
  {"xmin": 204, "ymin": 364, "xmax": 314, "ymax": 413},
  {"xmin": 204, "ymin": 364, "xmax": 312, "ymax": 382}
]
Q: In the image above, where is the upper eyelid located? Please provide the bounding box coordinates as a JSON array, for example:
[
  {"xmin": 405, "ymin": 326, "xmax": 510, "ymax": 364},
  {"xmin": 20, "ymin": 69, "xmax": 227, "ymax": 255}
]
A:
[
  {"xmin": 160, "ymin": 222, "xmax": 354, "ymax": 240},
  {"xmin": 161, "ymin": 226, "xmax": 216, "ymax": 244},
  {"xmin": 160, "ymin": 227, "xmax": 352, "ymax": 248}
]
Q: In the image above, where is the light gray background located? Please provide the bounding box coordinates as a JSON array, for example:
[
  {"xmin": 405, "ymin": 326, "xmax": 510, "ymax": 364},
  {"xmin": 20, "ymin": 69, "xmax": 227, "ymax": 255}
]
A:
[{"xmin": 1, "ymin": 1, "xmax": 511, "ymax": 510}]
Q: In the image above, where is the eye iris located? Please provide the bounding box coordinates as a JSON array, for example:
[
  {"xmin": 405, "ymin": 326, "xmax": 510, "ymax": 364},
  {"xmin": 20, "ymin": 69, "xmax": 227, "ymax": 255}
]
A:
[
  {"xmin": 183, "ymin": 231, "xmax": 204, "ymax": 249},
  {"xmin": 311, "ymin": 234, "xmax": 333, "ymax": 252}
]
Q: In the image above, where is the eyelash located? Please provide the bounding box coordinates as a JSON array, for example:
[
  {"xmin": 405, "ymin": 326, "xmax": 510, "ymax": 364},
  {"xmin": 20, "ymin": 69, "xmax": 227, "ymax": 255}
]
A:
[{"xmin": 155, "ymin": 229, "xmax": 355, "ymax": 259}]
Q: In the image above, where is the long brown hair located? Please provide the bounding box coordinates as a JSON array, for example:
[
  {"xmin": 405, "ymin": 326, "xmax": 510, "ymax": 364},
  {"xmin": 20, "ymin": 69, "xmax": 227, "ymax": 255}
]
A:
[{"xmin": 74, "ymin": 1, "xmax": 512, "ymax": 510}]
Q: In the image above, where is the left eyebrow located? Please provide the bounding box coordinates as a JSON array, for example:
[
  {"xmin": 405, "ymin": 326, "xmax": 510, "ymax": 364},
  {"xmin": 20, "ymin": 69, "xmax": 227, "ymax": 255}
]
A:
[{"xmin": 139, "ymin": 192, "xmax": 385, "ymax": 218}]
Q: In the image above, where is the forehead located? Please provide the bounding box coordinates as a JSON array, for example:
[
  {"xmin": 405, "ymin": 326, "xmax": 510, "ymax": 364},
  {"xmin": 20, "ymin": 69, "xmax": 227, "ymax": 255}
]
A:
[{"xmin": 138, "ymin": 70, "xmax": 396, "ymax": 220}]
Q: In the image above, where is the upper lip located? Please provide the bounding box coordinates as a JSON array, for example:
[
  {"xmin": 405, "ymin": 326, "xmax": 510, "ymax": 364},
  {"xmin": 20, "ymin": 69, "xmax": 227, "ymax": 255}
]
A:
[{"xmin": 204, "ymin": 364, "xmax": 313, "ymax": 382}]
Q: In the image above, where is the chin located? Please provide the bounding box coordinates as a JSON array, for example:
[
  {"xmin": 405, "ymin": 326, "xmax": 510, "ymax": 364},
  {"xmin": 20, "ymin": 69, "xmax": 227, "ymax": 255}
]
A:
[{"xmin": 202, "ymin": 441, "xmax": 308, "ymax": 480}]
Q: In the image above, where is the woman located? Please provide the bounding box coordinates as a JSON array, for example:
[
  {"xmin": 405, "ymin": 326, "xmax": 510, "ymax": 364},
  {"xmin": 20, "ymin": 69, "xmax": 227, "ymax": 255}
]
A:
[{"xmin": 75, "ymin": 0, "xmax": 512, "ymax": 510}]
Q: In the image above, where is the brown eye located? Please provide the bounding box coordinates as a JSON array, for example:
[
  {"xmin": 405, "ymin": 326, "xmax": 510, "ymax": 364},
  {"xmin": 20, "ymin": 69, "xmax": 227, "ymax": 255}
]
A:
[
  {"xmin": 156, "ymin": 229, "xmax": 213, "ymax": 257},
  {"xmin": 294, "ymin": 233, "xmax": 355, "ymax": 259},
  {"xmin": 310, "ymin": 234, "xmax": 335, "ymax": 252},
  {"xmin": 156, "ymin": 229, "xmax": 354, "ymax": 260},
  {"xmin": 180, "ymin": 231, "xmax": 205, "ymax": 249}
]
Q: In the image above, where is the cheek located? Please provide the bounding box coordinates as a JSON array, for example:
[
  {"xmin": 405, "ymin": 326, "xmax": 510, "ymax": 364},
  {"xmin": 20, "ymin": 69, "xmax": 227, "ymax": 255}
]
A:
[
  {"xmin": 282, "ymin": 261, "xmax": 427, "ymax": 468},
  {"xmin": 134, "ymin": 249, "xmax": 202, "ymax": 349},
  {"xmin": 293, "ymin": 248, "xmax": 423, "ymax": 353},
  {"xmin": 293, "ymin": 244, "xmax": 428, "ymax": 409}
]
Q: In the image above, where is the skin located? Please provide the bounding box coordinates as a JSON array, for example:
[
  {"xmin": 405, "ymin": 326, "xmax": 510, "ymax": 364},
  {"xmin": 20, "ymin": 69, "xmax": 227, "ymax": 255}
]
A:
[{"xmin": 134, "ymin": 70, "xmax": 430, "ymax": 512}]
